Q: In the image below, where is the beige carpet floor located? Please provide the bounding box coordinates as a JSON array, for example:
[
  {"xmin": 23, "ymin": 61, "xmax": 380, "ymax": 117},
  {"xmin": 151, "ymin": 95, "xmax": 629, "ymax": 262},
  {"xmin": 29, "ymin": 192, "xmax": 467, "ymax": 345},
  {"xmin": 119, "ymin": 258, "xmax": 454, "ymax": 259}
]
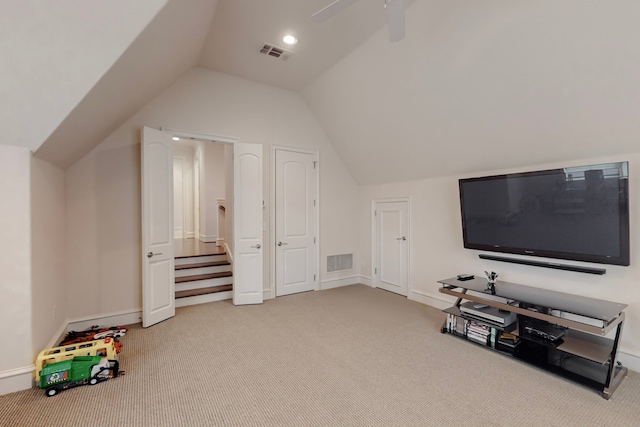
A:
[{"xmin": 1, "ymin": 284, "xmax": 638, "ymax": 426}]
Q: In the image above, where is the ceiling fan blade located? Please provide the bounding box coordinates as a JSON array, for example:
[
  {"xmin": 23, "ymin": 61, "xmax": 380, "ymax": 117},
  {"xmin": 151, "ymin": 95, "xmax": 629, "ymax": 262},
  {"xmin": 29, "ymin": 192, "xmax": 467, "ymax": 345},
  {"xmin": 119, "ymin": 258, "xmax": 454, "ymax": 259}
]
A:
[
  {"xmin": 311, "ymin": 0, "xmax": 360, "ymax": 22},
  {"xmin": 386, "ymin": 0, "xmax": 406, "ymax": 42}
]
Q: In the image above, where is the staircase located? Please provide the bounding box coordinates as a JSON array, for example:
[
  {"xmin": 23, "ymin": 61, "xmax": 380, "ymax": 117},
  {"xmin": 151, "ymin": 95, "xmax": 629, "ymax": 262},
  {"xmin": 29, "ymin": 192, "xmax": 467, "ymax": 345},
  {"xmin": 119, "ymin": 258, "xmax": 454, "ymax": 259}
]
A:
[{"xmin": 174, "ymin": 248, "xmax": 233, "ymax": 308}]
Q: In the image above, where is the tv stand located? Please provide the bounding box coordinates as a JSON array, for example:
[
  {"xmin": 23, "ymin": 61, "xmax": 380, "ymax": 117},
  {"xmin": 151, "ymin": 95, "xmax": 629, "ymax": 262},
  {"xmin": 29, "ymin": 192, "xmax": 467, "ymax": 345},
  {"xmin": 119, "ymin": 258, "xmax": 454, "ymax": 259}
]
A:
[{"xmin": 438, "ymin": 277, "xmax": 627, "ymax": 399}]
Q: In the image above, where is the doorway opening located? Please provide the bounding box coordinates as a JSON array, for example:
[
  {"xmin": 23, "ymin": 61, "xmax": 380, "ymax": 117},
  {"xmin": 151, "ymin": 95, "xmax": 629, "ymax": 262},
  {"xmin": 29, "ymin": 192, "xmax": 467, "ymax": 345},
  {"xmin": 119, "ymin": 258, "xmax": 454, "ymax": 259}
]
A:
[
  {"xmin": 172, "ymin": 138, "xmax": 232, "ymax": 307},
  {"xmin": 142, "ymin": 126, "xmax": 264, "ymax": 327}
]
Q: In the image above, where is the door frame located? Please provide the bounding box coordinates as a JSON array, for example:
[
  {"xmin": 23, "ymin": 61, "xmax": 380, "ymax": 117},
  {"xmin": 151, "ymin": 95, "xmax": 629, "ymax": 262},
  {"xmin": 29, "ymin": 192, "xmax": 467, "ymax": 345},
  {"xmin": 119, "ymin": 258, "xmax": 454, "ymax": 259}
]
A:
[
  {"xmin": 270, "ymin": 145, "xmax": 320, "ymax": 299},
  {"xmin": 160, "ymin": 127, "xmax": 265, "ymax": 307},
  {"xmin": 371, "ymin": 197, "xmax": 411, "ymax": 296},
  {"xmin": 193, "ymin": 149, "xmax": 200, "ymax": 242},
  {"xmin": 162, "ymin": 128, "xmax": 238, "ymax": 245}
]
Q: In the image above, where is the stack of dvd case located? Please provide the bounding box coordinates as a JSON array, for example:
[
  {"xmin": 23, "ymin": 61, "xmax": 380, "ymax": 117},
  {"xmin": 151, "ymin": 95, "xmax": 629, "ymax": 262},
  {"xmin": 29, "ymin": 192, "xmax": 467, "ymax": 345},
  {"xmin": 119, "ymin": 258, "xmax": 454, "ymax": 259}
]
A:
[{"xmin": 466, "ymin": 320, "xmax": 490, "ymax": 345}]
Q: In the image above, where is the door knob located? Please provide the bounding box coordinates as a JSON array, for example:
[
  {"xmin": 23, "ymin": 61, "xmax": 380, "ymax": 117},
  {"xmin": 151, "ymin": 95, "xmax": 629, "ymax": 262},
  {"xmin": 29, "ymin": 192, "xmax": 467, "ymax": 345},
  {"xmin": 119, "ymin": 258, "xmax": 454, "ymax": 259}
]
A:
[
  {"xmin": 251, "ymin": 244, "xmax": 262, "ymax": 249},
  {"xmin": 396, "ymin": 236, "xmax": 406, "ymax": 241},
  {"xmin": 147, "ymin": 252, "xmax": 163, "ymax": 258},
  {"xmin": 277, "ymin": 242, "xmax": 288, "ymax": 246}
]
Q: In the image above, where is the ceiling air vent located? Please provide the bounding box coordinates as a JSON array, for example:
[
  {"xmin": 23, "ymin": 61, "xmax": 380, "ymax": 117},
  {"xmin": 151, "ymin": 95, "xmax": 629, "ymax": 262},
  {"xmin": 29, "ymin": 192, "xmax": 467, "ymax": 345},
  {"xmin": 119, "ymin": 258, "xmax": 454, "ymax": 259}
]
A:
[{"xmin": 259, "ymin": 43, "xmax": 294, "ymax": 61}]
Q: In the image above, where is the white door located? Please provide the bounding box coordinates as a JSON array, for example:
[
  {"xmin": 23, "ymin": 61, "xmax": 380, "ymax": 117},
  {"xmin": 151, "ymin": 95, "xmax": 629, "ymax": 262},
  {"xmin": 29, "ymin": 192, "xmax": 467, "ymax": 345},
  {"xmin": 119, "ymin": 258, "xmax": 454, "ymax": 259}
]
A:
[
  {"xmin": 142, "ymin": 127, "xmax": 175, "ymax": 327},
  {"xmin": 233, "ymin": 143, "xmax": 264, "ymax": 305},
  {"xmin": 275, "ymin": 149, "xmax": 317, "ymax": 297},
  {"xmin": 373, "ymin": 200, "xmax": 409, "ymax": 296}
]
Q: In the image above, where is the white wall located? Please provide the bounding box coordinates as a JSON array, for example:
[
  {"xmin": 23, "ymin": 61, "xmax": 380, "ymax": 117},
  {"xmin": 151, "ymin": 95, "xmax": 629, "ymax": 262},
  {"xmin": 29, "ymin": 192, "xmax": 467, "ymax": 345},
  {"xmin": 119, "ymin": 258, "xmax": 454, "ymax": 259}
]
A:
[
  {"xmin": 0, "ymin": 146, "xmax": 32, "ymax": 393},
  {"xmin": 30, "ymin": 157, "xmax": 67, "ymax": 357},
  {"xmin": 201, "ymin": 142, "xmax": 226, "ymax": 241},
  {"xmin": 64, "ymin": 67, "xmax": 361, "ymax": 318},
  {"xmin": 359, "ymin": 154, "xmax": 640, "ymax": 359},
  {"xmin": 173, "ymin": 144, "xmax": 195, "ymax": 239},
  {"xmin": 65, "ymin": 139, "xmax": 141, "ymax": 320}
]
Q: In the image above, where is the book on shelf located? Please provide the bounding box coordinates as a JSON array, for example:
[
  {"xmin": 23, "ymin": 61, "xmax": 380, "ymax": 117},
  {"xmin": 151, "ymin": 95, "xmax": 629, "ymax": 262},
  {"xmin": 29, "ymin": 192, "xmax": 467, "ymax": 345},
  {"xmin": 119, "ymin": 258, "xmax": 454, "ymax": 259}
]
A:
[
  {"xmin": 467, "ymin": 332, "xmax": 488, "ymax": 345},
  {"xmin": 497, "ymin": 333, "xmax": 521, "ymax": 348}
]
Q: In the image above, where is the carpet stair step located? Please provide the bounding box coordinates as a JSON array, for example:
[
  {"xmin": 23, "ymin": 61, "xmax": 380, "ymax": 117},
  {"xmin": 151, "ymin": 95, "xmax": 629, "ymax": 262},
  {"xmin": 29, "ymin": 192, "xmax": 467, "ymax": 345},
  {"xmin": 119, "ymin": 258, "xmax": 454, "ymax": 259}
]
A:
[
  {"xmin": 175, "ymin": 254, "xmax": 227, "ymax": 266},
  {"xmin": 175, "ymin": 261, "xmax": 231, "ymax": 278},
  {"xmin": 175, "ymin": 272, "xmax": 233, "ymax": 293},
  {"xmin": 175, "ymin": 284, "xmax": 233, "ymax": 299},
  {"xmin": 175, "ymin": 260, "xmax": 230, "ymax": 270},
  {"xmin": 176, "ymin": 271, "xmax": 232, "ymax": 283}
]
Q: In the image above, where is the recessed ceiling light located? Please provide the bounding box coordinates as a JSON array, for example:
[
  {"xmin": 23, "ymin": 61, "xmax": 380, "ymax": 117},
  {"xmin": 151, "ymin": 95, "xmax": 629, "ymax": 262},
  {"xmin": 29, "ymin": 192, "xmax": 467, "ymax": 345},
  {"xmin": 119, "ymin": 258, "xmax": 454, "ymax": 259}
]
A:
[
  {"xmin": 283, "ymin": 35, "xmax": 298, "ymax": 45},
  {"xmin": 172, "ymin": 137, "xmax": 180, "ymax": 141}
]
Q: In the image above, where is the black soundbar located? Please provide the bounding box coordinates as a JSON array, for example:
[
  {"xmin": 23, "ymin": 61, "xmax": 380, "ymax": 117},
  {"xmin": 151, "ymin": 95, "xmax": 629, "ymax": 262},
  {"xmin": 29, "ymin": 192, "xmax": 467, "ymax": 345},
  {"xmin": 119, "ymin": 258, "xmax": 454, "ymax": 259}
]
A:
[{"xmin": 478, "ymin": 254, "xmax": 606, "ymax": 275}]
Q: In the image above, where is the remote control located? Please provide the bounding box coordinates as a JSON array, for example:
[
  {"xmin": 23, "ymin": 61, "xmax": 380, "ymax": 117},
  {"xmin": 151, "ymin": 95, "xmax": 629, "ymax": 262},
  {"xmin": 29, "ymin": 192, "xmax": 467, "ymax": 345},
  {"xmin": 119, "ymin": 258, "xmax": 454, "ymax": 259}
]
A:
[{"xmin": 457, "ymin": 274, "xmax": 474, "ymax": 281}]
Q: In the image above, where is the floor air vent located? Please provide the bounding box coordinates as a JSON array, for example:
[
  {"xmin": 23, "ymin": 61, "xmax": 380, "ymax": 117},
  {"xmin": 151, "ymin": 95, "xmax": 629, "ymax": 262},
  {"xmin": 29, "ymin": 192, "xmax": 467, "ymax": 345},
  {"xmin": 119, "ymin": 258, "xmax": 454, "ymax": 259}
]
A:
[
  {"xmin": 259, "ymin": 43, "xmax": 293, "ymax": 60},
  {"xmin": 327, "ymin": 254, "xmax": 353, "ymax": 272}
]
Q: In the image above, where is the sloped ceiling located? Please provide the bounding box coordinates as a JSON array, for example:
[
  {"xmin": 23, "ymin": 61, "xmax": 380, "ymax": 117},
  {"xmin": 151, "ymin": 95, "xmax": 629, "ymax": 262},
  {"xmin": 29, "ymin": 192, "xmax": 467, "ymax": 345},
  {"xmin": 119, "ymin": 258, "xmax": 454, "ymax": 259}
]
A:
[
  {"xmin": 199, "ymin": 0, "xmax": 417, "ymax": 91},
  {"xmin": 0, "ymin": 0, "xmax": 169, "ymax": 152},
  {"xmin": 8, "ymin": 0, "xmax": 640, "ymax": 182},
  {"xmin": 35, "ymin": 0, "xmax": 219, "ymax": 169},
  {"xmin": 302, "ymin": 0, "xmax": 640, "ymax": 185}
]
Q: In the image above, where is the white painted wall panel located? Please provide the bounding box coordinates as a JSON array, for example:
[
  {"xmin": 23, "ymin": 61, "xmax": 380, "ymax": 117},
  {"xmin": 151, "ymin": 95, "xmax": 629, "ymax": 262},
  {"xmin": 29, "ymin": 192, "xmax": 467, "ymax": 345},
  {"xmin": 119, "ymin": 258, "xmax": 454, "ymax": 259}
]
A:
[{"xmin": 0, "ymin": 146, "xmax": 32, "ymax": 379}]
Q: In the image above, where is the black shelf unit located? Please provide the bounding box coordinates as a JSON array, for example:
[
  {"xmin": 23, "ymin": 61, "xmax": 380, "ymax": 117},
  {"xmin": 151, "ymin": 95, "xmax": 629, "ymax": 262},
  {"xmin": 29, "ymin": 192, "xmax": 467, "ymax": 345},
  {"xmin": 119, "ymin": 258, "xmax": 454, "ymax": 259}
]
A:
[{"xmin": 438, "ymin": 277, "xmax": 628, "ymax": 399}]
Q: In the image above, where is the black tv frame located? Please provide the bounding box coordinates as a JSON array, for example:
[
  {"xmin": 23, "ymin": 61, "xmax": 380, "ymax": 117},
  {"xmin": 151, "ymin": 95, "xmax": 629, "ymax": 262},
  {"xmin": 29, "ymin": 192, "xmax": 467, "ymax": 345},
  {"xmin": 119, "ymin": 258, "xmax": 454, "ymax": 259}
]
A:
[{"xmin": 459, "ymin": 162, "xmax": 630, "ymax": 267}]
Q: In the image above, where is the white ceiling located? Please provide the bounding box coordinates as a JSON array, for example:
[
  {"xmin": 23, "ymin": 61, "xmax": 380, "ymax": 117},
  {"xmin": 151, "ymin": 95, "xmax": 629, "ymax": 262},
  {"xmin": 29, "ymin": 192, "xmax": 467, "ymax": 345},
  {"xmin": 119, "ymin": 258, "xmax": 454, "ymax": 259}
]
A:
[
  {"xmin": 28, "ymin": 0, "xmax": 411, "ymax": 168},
  {"xmin": 199, "ymin": 0, "xmax": 416, "ymax": 91},
  {"xmin": 5, "ymin": 0, "xmax": 640, "ymax": 185},
  {"xmin": 0, "ymin": 0, "xmax": 168, "ymax": 152},
  {"xmin": 35, "ymin": 0, "xmax": 219, "ymax": 169},
  {"xmin": 302, "ymin": 0, "xmax": 640, "ymax": 184}
]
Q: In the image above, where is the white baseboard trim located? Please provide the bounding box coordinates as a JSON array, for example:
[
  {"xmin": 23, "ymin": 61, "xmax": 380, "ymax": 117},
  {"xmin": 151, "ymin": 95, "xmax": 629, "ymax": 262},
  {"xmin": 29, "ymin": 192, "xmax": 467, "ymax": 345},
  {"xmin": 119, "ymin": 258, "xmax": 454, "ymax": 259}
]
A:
[
  {"xmin": 199, "ymin": 234, "xmax": 218, "ymax": 243},
  {"xmin": 409, "ymin": 289, "xmax": 452, "ymax": 310},
  {"xmin": 175, "ymin": 291, "xmax": 232, "ymax": 308},
  {"xmin": 264, "ymin": 289, "xmax": 272, "ymax": 300},
  {"xmin": 320, "ymin": 276, "xmax": 363, "ymax": 290},
  {"xmin": 67, "ymin": 309, "xmax": 142, "ymax": 331},
  {"xmin": 224, "ymin": 242, "xmax": 233, "ymax": 263},
  {"xmin": 216, "ymin": 237, "xmax": 225, "ymax": 247},
  {"xmin": 359, "ymin": 276, "xmax": 372, "ymax": 287},
  {"xmin": 185, "ymin": 231, "xmax": 195, "ymax": 239},
  {"xmin": 617, "ymin": 352, "xmax": 640, "ymax": 373},
  {"xmin": 0, "ymin": 366, "xmax": 34, "ymax": 395},
  {"xmin": 1, "ymin": 309, "xmax": 142, "ymax": 396},
  {"xmin": 407, "ymin": 289, "xmax": 640, "ymax": 373}
]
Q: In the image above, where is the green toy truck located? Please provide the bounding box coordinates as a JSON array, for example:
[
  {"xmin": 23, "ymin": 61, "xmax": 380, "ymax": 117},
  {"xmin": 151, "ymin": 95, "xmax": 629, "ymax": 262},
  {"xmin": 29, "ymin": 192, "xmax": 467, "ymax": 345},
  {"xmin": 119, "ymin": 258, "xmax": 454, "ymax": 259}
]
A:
[{"xmin": 38, "ymin": 355, "xmax": 119, "ymax": 397}]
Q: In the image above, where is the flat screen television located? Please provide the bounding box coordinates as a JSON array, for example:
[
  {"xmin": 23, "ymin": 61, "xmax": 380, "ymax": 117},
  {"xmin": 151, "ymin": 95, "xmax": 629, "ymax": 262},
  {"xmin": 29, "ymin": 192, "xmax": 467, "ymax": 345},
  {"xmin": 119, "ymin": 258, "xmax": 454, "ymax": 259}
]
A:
[{"xmin": 459, "ymin": 162, "xmax": 630, "ymax": 266}]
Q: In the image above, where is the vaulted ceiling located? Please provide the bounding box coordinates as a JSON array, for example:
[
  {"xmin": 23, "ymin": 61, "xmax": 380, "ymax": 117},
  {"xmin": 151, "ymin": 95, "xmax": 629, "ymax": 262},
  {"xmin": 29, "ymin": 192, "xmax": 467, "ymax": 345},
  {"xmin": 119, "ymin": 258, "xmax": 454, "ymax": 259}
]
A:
[{"xmin": 4, "ymin": 0, "xmax": 640, "ymax": 184}]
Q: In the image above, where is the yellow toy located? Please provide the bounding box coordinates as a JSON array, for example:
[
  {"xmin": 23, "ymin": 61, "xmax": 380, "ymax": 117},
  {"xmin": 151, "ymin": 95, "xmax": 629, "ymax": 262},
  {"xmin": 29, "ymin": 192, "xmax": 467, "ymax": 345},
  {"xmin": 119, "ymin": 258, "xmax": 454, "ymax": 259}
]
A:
[{"xmin": 35, "ymin": 338, "xmax": 119, "ymax": 382}]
